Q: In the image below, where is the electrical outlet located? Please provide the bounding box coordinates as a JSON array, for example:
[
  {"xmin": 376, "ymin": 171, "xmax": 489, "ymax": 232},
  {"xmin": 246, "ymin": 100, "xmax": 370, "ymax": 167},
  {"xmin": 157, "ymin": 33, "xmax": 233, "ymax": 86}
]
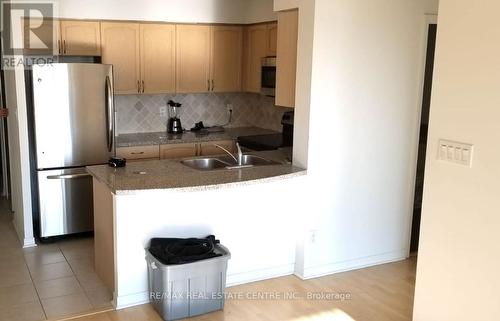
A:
[
  {"xmin": 159, "ymin": 106, "xmax": 167, "ymax": 117},
  {"xmin": 309, "ymin": 230, "xmax": 318, "ymax": 244}
]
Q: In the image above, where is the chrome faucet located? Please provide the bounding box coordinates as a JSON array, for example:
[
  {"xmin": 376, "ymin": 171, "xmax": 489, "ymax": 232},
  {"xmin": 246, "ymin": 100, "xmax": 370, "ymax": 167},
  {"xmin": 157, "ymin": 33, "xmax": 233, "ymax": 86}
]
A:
[{"xmin": 213, "ymin": 142, "xmax": 243, "ymax": 165}]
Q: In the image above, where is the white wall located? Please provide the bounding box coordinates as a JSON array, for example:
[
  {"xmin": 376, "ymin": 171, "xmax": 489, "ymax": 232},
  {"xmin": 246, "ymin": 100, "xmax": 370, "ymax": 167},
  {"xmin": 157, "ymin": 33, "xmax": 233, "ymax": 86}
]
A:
[
  {"xmin": 413, "ymin": 0, "xmax": 500, "ymax": 320},
  {"xmin": 243, "ymin": 0, "xmax": 277, "ymax": 23},
  {"xmin": 2, "ymin": 1, "xmax": 36, "ymax": 247},
  {"xmin": 112, "ymin": 176, "xmax": 307, "ymax": 308},
  {"xmin": 424, "ymin": 0, "xmax": 439, "ymax": 14},
  {"xmin": 53, "ymin": 0, "xmax": 275, "ymax": 23},
  {"xmin": 3, "ymin": 64, "xmax": 35, "ymax": 247},
  {"xmin": 278, "ymin": 0, "xmax": 432, "ymax": 278}
]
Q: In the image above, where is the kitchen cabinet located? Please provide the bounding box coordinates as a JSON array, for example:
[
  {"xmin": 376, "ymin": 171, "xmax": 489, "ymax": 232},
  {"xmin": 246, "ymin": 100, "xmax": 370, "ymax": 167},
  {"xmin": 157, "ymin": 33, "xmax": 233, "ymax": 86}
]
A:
[
  {"xmin": 176, "ymin": 25, "xmax": 211, "ymax": 93},
  {"xmin": 276, "ymin": 10, "xmax": 299, "ymax": 108},
  {"xmin": 23, "ymin": 19, "xmax": 100, "ymax": 56},
  {"xmin": 102, "ymin": 22, "xmax": 175, "ymax": 95},
  {"xmin": 22, "ymin": 18, "xmax": 60, "ymax": 55},
  {"xmin": 159, "ymin": 139, "xmax": 236, "ymax": 159},
  {"xmin": 60, "ymin": 20, "xmax": 101, "ymax": 56},
  {"xmin": 243, "ymin": 24, "xmax": 268, "ymax": 93},
  {"xmin": 267, "ymin": 22, "xmax": 278, "ymax": 56},
  {"xmin": 210, "ymin": 26, "xmax": 243, "ymax": 92},
  {"xmin": 176, "ymin": 25, "xmax": 242, "ymax": 93},
  {"xmin": 199, "ymin": 140, "xmax": 236, "ymax": 156},
  {"xmin": 160, "ymin": 143, "xmax": 197, "ymax": 160},
  {"xmin": 116, "ymin": 145, "xmax": 160, "ymax": 161},
  {"xmin": 101, "ymin": 22, "xmax": 141, "ymax": 94},
  {"xmin": 140, "ymin": 24, "xmax": 176, "ymax": 94}
]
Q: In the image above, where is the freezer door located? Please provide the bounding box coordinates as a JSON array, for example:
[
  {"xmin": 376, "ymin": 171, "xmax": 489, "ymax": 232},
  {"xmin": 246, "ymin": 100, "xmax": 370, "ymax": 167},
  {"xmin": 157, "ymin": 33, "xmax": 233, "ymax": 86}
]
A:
[
  {"xmin": 32, "ymin": 63, "xmax": 115, "ymax": 169},
  {"xmin": 37, "ymin": 167, "xmax": 93, "ymax": 238}
]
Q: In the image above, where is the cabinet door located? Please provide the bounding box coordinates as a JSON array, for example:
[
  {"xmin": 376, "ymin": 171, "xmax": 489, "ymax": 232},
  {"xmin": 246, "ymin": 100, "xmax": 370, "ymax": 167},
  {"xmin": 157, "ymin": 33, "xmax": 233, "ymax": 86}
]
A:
[
  {"xmin": 176, "ymin": 25, "xmax": 211, "ymax": 93},
  {"xmin": 140, "ymin": 24, "xmax": 176, "ymax": 94},
  {"xmin": 267, "ymin": 22, "xmax": 278, "ymax": 56},
  {"xmin": 243, "ymin": 24, "xmax": 268, "ymax": 93},
  {"xmin": 116, "ymin": 145, "xmax": 160, "ymax": 161},
  {"xmin": 200, "ymin": 140, "xmax": 236, "ymax": 156},
  {"xmin": 101, "ymin": 22, "xmax": 140, "ymax": 94},
  {"xmin": 22, "ymin": 18, "xmax": 60, "ymax": 55},
  {"xmin": 276, "ymin": 10, "xmax": 299, "ymax": 108},
  {"xmin": 160, "ymin": 143, "xmax": 197, "ymax": 160},
  {"xmin": 210, "ymin": 26, "xmax": 242, "ymax": 92},
  {"xmin": 60, "ymin": 20, "xmax": 101, "ymax": 56}
]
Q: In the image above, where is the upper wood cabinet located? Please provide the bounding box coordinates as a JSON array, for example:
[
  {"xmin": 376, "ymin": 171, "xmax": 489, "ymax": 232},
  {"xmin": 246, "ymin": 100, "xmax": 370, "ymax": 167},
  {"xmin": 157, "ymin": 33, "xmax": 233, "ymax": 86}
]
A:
[
  {"xmin": 276, "ymin": 10, "xmax": 298, "ymax": 108},
  {"xmin": 140, "ymin": 24, "xmax": 176, "ymax": 94},
  {"xmin": 176, "ymin": 25, "xmax": 211, "ymax": 93},
  {"xmin": 243, "ymin": 24, "xmax": 268, "ymax": 93},
  {"xmin": 60, "ymin": 20, "xmax": 101, "ymax": 56},
  {"xmin": 101, "ymin": 22, "xmax": 141, "ymax": 94},
  {"xmin": 267, "ymin": 23, "xmax": 278, "ymax": 56},
  {"xmin": 22, "ymin": 18, "xmax": 59, "ymax": 55},
  {"xmin": 22, "ymin": 19, "xmax": 100, "ymax": 56},
  {"xmin": 210, "ymin": 26, "xmax": 243, "ymax": 92}
]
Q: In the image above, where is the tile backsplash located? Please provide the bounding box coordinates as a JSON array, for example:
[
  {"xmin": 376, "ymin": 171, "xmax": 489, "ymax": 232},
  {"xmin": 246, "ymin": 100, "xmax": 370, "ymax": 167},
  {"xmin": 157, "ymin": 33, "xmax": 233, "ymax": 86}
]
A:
[{"xmin": 114, "ymin": 93, "xmax": 292, "ymax": 134}]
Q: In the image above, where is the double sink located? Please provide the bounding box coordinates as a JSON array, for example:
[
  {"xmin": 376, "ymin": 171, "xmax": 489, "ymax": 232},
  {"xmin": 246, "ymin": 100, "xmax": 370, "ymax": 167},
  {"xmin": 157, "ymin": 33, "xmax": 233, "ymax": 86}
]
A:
[{"xmin": 181, "ymin": 154, "xmax": 281, "ymax": 171}]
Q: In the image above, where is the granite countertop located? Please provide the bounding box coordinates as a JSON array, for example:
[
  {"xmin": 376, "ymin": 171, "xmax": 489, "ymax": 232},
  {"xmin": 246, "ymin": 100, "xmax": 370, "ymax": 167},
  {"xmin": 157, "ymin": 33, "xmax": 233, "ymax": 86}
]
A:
[
  {"xmin": 87, "ymin": 150, "xmax": 305, "ymax": 195},
  {"xmin": 116, "ymin": 126, "xmax": 278, "ymax": 148}
]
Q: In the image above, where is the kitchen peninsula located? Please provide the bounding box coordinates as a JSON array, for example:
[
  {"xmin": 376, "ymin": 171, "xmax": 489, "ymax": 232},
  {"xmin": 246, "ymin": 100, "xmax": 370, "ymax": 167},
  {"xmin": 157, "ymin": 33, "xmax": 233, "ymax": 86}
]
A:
[{"xmin": 87, "ymin": 151, "xmax": 306, "ymax": 309}]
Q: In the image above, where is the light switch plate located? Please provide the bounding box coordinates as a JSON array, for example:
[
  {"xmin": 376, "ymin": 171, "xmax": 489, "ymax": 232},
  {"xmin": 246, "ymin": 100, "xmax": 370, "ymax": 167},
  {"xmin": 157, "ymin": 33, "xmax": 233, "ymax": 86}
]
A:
[{"xmin": 438, "ymin": 139, "xmax": 473, "ymax": 167}]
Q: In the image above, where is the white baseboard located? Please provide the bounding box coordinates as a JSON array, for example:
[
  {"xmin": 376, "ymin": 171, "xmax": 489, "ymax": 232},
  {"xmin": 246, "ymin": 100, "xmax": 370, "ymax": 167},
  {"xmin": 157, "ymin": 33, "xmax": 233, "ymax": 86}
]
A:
[
  {"xmin": 23, "ymin": 237, "xmax": 36, "ymax": 248},
  {"xmin": 226, "ymin": 263, "xmax": 295, "ymax": 287},
  {"xmin": 116, "ymin": 291, "xmax": 149, "ymax": 310},
  {"xmin": 296, "ymin": 250, "xmax": 408, "ymax": 280}
]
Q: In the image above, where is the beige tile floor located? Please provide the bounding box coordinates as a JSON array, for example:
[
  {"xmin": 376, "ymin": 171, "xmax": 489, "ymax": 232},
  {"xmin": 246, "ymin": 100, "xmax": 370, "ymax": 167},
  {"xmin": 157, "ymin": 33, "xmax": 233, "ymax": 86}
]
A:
[{"xmin": 0, "ymin": 199, "xmax": 112, "ymax": 321}]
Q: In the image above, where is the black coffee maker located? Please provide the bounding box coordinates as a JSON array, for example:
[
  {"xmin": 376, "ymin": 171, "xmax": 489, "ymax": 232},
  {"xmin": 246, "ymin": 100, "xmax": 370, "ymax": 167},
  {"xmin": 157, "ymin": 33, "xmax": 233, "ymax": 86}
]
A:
[{"xmin": 167, "ymin": 100, "xmax": 183, "ymax": 134}]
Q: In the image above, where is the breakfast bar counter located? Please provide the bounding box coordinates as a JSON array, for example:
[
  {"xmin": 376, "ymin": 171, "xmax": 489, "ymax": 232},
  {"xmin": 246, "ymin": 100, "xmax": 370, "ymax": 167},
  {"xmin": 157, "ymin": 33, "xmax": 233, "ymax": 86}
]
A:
[
  {"xmin": 87, "ymin": 151, "xmax": 306, "ymax": 309},
  {"xmin": 87, "ymin": 150, "xmax": 304, "ymax": 194}
]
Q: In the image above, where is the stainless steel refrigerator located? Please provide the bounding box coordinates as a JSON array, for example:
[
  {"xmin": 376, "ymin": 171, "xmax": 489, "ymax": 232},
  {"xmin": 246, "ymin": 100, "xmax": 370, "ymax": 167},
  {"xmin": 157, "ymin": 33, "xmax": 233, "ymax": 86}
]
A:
[{"xmin": 31, "ymin": 63, "xmax": 114, "ymax": 238}]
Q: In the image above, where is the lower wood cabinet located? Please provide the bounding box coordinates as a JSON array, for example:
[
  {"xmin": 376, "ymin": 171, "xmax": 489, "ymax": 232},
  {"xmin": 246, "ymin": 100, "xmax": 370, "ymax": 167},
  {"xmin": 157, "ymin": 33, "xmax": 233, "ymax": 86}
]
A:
[
  {"xmin": 160, "ymin": 143, "xmax": 197, "ymax": 160},
  {"xmin": 159, "ymin": 140, "xmax": 236, "ymax": 160},
  {"xmin": 199, "ymin": 140, "xmax": 236, "ymax": 156},
  {"xmin": 116, "ymin": 145, "xmax": 159, "ymax": 161}
]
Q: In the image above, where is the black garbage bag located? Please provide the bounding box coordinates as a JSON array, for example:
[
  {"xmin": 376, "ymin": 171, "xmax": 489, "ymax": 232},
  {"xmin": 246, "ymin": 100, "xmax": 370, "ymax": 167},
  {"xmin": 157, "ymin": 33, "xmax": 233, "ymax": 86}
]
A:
[{"xmin": 149, "ymin": 235, "xmax": 222, "ymax": 265}]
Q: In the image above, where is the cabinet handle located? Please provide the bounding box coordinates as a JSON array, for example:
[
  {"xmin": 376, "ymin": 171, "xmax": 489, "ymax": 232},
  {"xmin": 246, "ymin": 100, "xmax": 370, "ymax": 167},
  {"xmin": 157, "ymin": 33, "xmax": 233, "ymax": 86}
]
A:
[
  {"xmin": 142, "ymin": 80, "xmax": 145, "ymax": 93},
  {"xmin": 137, "ymin": 80, "xmax": 140, "ymax": 93},
  {"xmin": 131, "ymin": 152, "xmax": 145, "ymax": 155},
  {"xmin": 207, "ymin": 80, "xmax": 210, "ymax": 91},
  {"xmin": 63, "ymin": 40, "xmax": 66, "ymax": 54},
  {"xmin": 211, "ymin": 80, "xmax": 214, "ymax": 91},
  {"xmin": 58, "ymin": 40, "xmax": 61, "ymax": 55}
]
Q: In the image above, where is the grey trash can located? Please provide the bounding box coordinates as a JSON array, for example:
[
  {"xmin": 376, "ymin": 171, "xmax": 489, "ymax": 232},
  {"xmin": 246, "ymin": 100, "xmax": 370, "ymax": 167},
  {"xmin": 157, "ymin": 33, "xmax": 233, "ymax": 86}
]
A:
[{"xmin": 146, "ymin": 240, "xmax": 231, "ymax": 321}]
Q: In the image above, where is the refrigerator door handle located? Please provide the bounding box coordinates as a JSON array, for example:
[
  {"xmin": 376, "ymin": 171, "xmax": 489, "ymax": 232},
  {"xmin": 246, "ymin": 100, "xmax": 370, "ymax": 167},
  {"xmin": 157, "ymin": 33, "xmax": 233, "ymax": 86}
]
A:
[
  {"xmin": 47, "ymin": 173, "xmax": 92, "ymax": 180},
  {"xmin": 105, "ymin": 76, "xmax": 114, "ymax": 152}
]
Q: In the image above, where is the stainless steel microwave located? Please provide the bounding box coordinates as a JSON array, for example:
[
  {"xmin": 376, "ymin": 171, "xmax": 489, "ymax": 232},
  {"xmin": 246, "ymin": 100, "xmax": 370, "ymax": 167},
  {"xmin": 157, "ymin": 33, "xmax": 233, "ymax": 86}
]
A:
[{"xmin": 261, "ymin": 57, "xmax": 276, "ymax": 97}]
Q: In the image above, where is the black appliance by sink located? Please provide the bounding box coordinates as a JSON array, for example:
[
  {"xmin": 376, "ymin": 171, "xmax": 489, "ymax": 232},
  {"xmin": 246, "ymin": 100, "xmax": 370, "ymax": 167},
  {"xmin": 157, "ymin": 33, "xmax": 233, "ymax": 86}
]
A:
[{"xmin": 238, "ymin": 111, "xmax": 294, "ymax": 151}]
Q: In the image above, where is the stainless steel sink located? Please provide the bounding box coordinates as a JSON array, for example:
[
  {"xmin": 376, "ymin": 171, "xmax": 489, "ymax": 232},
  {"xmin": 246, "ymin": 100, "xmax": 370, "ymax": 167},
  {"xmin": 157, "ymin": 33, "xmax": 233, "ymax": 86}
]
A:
[
  {"xmin": 181, "ymin": 155, "xmax": 281, "ymax": 171},
  {"xmin": 218, "ymin": 155, "xmax": 281, "ymax": 167},
  {"xmin": 181, "ymin": 158, "xmax": 231, "ymax": 171}
]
